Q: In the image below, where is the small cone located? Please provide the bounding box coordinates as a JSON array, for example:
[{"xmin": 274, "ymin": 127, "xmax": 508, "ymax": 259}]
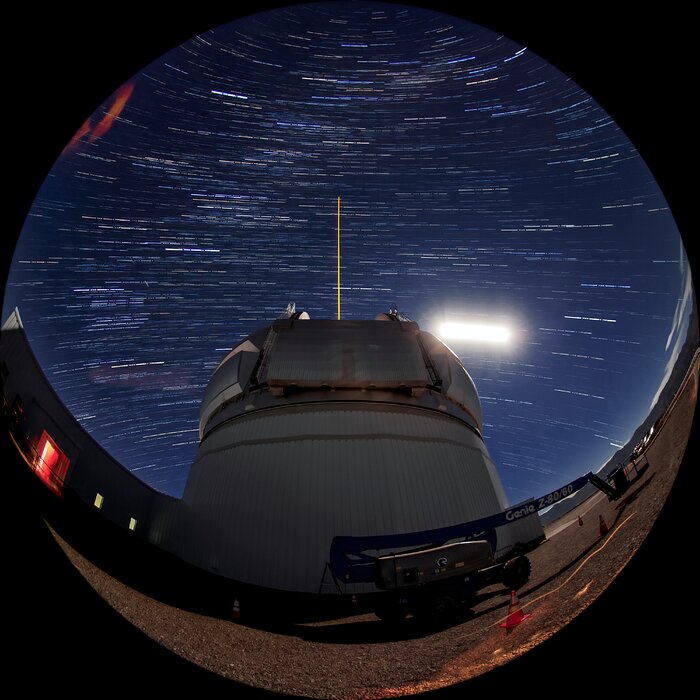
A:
[
  {"xmin": 599, "ymin": 514, "xmax": 609, "ymax": 538},
  {"xmin": 232, "ymin": 597, "xmax": 241, "ymax": 621},
  {"xmin": 499, "ymin": 590, "xmax": 531, "ymax": 632},
  {"xmin": 578, "ymin": 515, "xmax": 584, "ymax": 527}
]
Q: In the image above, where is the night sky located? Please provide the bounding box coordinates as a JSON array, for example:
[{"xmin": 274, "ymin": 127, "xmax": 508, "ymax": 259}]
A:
[{"xmin": 3, "ymin": 2, "xmax": 694, "ymax": 501}]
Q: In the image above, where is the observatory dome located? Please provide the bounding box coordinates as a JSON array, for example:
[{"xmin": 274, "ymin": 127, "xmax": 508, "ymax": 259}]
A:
[{"xmin": 181, "ymin": 315, "xmax": 512, "ymax": 594}]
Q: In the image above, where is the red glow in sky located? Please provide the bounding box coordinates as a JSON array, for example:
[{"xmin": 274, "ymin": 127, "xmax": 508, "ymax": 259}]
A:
[{"xmin": 62, "ymin": 83, "xmax": 135, "ymax": 154}]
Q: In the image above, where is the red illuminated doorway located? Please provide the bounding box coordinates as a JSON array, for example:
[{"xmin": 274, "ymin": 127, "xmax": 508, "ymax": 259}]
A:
[{"xmin": 34, "ymin": 431, "xmax": 70, "ymax": 497}]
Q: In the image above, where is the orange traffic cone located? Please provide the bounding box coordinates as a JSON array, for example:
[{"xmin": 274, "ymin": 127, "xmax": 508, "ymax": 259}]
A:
[
  {"xmin": 599, "ymin": 514, "xmax": 609, "ymax": 538},
  {"xmin": 232, "ymin": 597, "xmax": 241, "ymax": 621},
  {"xmin": 578, "ymin": 515, "xmax": 583, "ymax": 527},
  {"xmin": 499, "ymin": 590, "xmax": 531, "ymax": 632}
]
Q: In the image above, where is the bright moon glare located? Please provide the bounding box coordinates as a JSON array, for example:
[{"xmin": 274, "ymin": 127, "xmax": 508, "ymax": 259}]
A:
[{"xmin": 439, "ymin": 322, "xmax": 512, "ymax": 344}]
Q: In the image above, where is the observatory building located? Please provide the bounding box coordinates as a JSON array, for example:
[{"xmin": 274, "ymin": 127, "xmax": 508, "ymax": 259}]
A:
[
  {"xmin": 2, "ymin": 307, "xmax": 542, "ymax": 599},
  {"xmin": 182, "ymin": 309, "xmax": 540, "ymax": 593}
]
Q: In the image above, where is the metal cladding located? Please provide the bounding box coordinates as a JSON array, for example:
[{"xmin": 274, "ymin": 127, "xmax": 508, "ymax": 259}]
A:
[
  {"xmin": 199, "ymin": 327, "xmax": 268, "ymax": 440},
  {"xmin": 183, "ymin": 317, "xmax": 518, "ymax": 593}
]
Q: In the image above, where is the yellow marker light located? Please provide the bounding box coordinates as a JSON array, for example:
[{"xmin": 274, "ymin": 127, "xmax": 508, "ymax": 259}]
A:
[
  {"xmin": 94, "ymin": 493, "xmax": 104, "ymax": 509},
  {"xmin": 129, "ymin": 517, "xmax": 137, "ymax": 531}
]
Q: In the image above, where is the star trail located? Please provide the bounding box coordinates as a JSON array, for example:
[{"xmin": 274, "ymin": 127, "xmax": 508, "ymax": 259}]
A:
[{"xmin": 3, "ymin": 2, "xmax": 693, "ymax": 500}]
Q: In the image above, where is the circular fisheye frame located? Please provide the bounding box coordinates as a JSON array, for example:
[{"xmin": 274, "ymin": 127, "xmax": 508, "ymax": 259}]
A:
[{"xmin": 3, "ymin": 2, "xmax": 695, "ymax": 695}]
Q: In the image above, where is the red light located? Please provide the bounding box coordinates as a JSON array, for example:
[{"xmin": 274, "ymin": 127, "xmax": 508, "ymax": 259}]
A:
[{"xmin": 34, "ymin": 431, "xmax": 69, "ymax": 496}]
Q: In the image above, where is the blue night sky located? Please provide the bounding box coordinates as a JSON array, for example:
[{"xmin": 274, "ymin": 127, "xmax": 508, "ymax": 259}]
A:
[{"xmin": 3, "ymin": 2, "xmax": 694, "ymax": 500}]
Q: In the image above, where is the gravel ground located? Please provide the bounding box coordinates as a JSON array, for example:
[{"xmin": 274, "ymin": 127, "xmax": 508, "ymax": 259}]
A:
[{"xmin": 49, "ymin": 355, "xmax": 697, "ymax": 698}]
